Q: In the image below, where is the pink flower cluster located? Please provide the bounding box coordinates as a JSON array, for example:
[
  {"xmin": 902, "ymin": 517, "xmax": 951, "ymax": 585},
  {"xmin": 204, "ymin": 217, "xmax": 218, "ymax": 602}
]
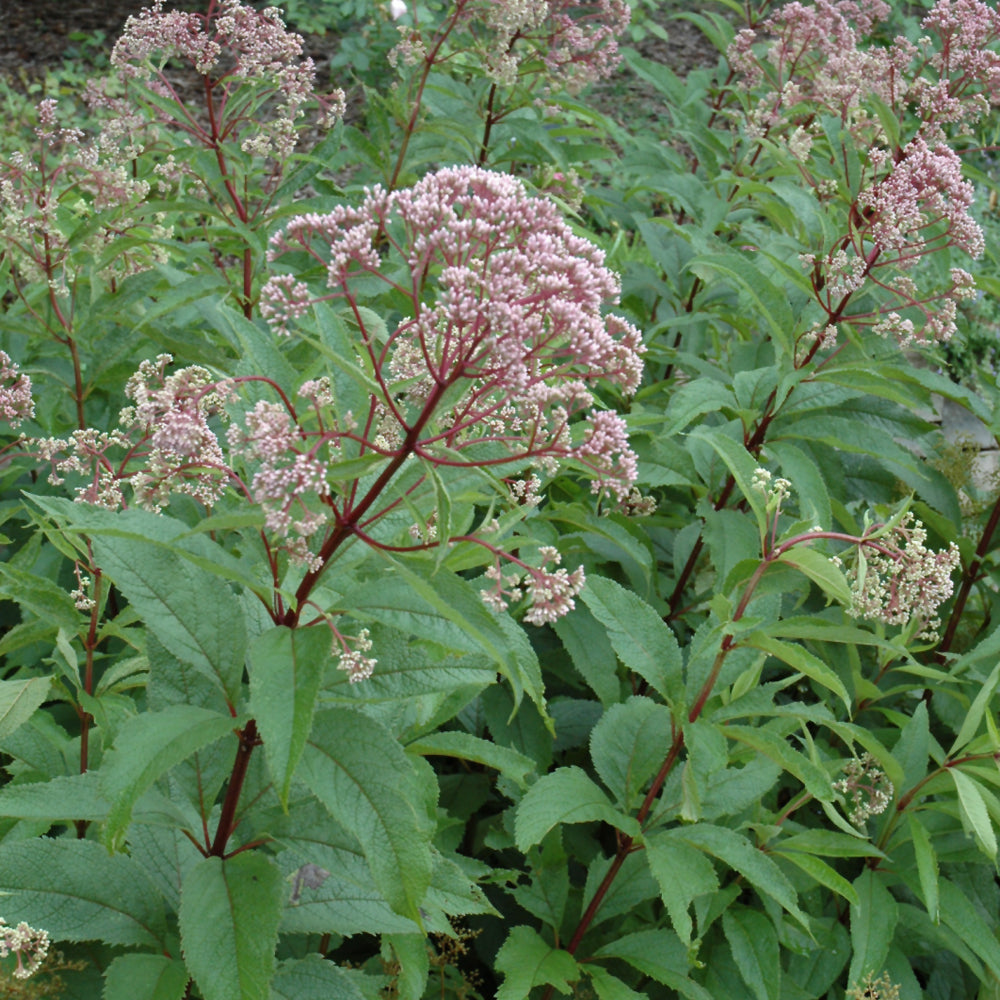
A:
[
  {"xmin": 264, "ymin": 165, "xmax": 644, "ymax": 501},
  {"xmin": 0, "ymin": 352, "xmax": 35, "ymax": 428},
  {"xmin": 107, "ymin": 0, "xmax": 345, "ymax": 158},
  {"xmin": 394, "ymin": 0, "xmax": 629, "ymax": 94},
  {"xmin": 482, "ymin": 545, "xmax": 586, "ymax": 625},
  {"xmin": 859, "ymin": 139, "xmax": 983, "ymax": 260}
]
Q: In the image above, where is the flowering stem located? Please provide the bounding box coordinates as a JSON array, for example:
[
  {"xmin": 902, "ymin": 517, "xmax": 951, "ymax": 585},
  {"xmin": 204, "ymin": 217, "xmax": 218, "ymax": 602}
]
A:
[
  {"xmin": 209, "ymin": 719, "xmax": 259, "ymax": 858},
  {"xmin": 549, "ymin": 546, "xmax": 779, "ymax": 975},
  {"xmin": 388, "ymin": 2, "xmax": 467, "ymax": 191}
]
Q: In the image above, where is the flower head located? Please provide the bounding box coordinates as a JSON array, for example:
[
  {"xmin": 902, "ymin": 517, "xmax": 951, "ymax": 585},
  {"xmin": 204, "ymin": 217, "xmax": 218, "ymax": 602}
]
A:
[
  {"xmin": 0, "ymin": 352, "xmax": 34, "ymax": 428},
  {"xmin": 264, "ymin": 165, "xmax": 643, "ymax": 500},
  {"xmin": 832, "ymin": 752, "xmax": 894, "ymax": 826},
  {"xmin": 0, "ymin": 917, "xmax": 49, "ymax": 980}
]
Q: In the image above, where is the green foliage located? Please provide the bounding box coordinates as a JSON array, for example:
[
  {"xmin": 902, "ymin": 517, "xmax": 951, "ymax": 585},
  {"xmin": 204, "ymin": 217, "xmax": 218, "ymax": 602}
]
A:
[{"xmin": 2, "ymin": 0, "xmax": 1000, "ymax": 997}]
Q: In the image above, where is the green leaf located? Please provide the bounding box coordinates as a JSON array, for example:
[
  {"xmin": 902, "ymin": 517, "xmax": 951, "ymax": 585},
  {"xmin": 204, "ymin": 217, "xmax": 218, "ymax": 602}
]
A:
[
  {"xmin": 249, "ymin": 626, "xmax": 329, "ymax": 807},
  {"xmin": 950, "ymin": 769, "xmax": 998, "ymax": 861},
  {"xmin": 720, "ymin": 723, "xmax": 834, "ymax": 800},
  {"xmin": 939, "ymin": 877, "xmax": 1000, "ymax": 977},
  {"xmin": 552, "ymin": 604, "xmax": 621, "ymax": 707},
  {"xmin": 580, "ymin": 578, "xmax": 682, "ymax": 702},
  {"xmin": 85, "ymin": 528, "xmax": 247, "ymax": 706},
  {"xmin": 594, "ymin": 930, "xmax": 714, "ymax": 1000},
  {"xmin": 352, "ymin": 563, "xmax": 545, "ymax": 713},
  {"xmin": 0, "ymin": 677, "xmax": 52, "ymax": 741},
  {"xmin": 0, "ymin": 771, "xmax": 110, "ymax": 822},
  {"xmin": 774, "ymin": 547, "xmax": 853, "ymax": 606},
  {"xmin": 103, "ymin": 954, "xmax": 189, "ymax": 1000},
  {"xmin": 100, "ymin": 705, "xmax": 240, "ymax": 850},
  {"xmin": 689, "ymin": 427, "xmax": 768, "ymax": 535},
  {"xmin": 0, "ymin": 839, "xmax": 167, "ymax": 947},
  {"xmin": 385, "ymin": 933, "xmax": 429, "ymax": 1000},
  {"xmin": 590, "ymin": 697, "xmax": 675, "ymax": 810},
  {"xmin": 270, "ymin": 955, "xmax": 368, "ymax": 1000},
  {"xmin": 949, "ymin": 658, "xmax": 1000, "ymax": 755},
  {"xmin": 687, "ymin": 252, "xmax": 794, "ymax": 357},
  {"xmin": 645, "ymin": 834, "xmax": 719, "ymax": 944},
  {"xmin": 298, "ymin": 707, "xmax": 433, "ymax": 920},
  {"xmin": 179, "ymin": 854, "xmax": 284, "ymax": 1000},
  {"xmin": 741, "ymin": 631, "xmax": 850, "ymax": 710},
  {"xmin": 586, "ymin": 966, "xmax": 646, "ymax": 1000},
  {"xmin": 672, "ymin": 823, "xmax": 808, "ymax": 928},
  {"xmin": 0, "ymin": 563, "xmax": 80, "ymax": 632},
  {"xmin": 722, "ymin": 906, "xmax": 780, "ymax": 1000},
  {"xmin": 407, "ymin": 731, "xmax": 535, "ymax": 789},
  {"xmin": 773, "ymin": 850, "xmax": 859, "ymax": 905},
  {"xmin": 514, "ymin": 767, "xmax": 640, "ymax": 851},
  {"xmin": 848, "ymin": 869, "xmax": 898, "ymax": 987},
  {"xmin": 907, "ymin": 815, "xmax": 939, "ymax": 923},
  {"xmin": 495, "ymin": 926, "xmax": 579, "ymax": 1000}
]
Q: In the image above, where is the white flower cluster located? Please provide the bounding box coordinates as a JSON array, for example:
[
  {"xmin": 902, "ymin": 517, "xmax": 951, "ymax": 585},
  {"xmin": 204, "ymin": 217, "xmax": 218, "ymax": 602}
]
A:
[{"xmin": 832, "ymin": 752, "xmax": 893, "ymax": 826}]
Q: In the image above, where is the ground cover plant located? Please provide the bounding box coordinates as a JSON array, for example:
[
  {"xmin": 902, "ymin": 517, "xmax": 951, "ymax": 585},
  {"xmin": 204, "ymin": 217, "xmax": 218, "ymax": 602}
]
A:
[{"xmin": 2, "ymin": 0, "xmax": 1000, "ymax": 997}]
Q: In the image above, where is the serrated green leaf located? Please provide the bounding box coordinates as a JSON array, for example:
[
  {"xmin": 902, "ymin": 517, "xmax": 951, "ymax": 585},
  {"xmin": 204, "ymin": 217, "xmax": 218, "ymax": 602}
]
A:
[
  {"xmin": 100, "ymin": 706, "xmax": 240, "ymax": 850},
  {"xmin": 0, "ymin": 677, "xmax": 52, "ymax": 741},
  {"xmin": 248, "ymin": 626, "xmax": 329, "ymax": 807},
  {"xmin": 721, "ymin": 723, "xmax": 834, "ymax": 800},
  {"xmin": 689, "ymin": 427, "xmax": 768, "ymax": 536},
  {"xmin": 269, "ymin": 955, "xmax": 368, "ymax": 1000},
  {"xmin": 722, "ymin": 906, "xmax": 779, "ymax": 1000},
  {"xmin": 580, "ymin": 578, "xmax": 682, "ymax": 702},
  {"xmin": 80, "ymin": 526, "xmax": 248, "ymax": 706},
  {"xmin": 0, "ymin": 839, "xmax": 167, "ymax": 947},
  {"xmin": 180, "ymin": 854, "xmax": 284, "ymax": 1000},
  {"xmin": 495, "ymin": 926, "xmax": 578, "ymax": 1000},
  {"xmin": 742, "ymin": 631, "xmax": 850, "ymax": 710},
  {"xmin": 0, "ymin": 771, "xmax": 109, "ymax": 821},
  {"xmin": 907, "ymin": 815, "xmax": 939, "ymax": 923},
  {"xmin": 514, "ymin": 766, "xmax": 640, "ymax": 851},
  {"xmin": 645, "ymin": 834, "xmax": 719, "ymax": 944},
  {"xmin": 951, "ymin": 769, "xmax": 998, "ymax": 861},
  {"xmin": 774, "ymin": 547, "xmax": 853, "ymax": 606},
  {"xmin": 773, "ymin": 850, "xmax": 859, "ymax": 904},
  {"xmin": 590, "ymin": 697, "xmax": 674, "ymax": 810},
  {"xmin": 672, "ymin": 823, "xmax": 809, "ymax": 928},
  {"xmin": 407, "ymin": 731, "xmax": 535, "ymax": 789},
  {"xmin": 950, "ymin": 658, "xmax": 1000, "ymax": 755},
  {"xmin": 0, "ymin": 563, "xmax": 80, "ymax": 632},
  {"xmin": 103, "ymin": 954, "xmax": 188, "ymax": 1000},
  {"xmin": 552, "ymin": 604, "xmax": 621, "ymax": 707},
  {"xmin": 848, "ymin": 869, "xmax": 898, "ymax": 987},
  {"xmin": 586, "ymin": 966, "xmax": 646, "ymax": 1000},
  {"xmin": 939, "ymin": 877, "xmax": 1000, "ymax": 977},
  {"xmin": 594, "ymin": 929, "xmax": 714, "ymax": 1000},
  {"xmin": 352, "ymin": 563, "xmax": 545, "ymax": 713},
  {"xmin": 386, "ymin": 933, "xmax": 429, "ymax": 1000},
  {"xmin": 298, "ymin": 707, "xmax": 433, "ymax": 920}
]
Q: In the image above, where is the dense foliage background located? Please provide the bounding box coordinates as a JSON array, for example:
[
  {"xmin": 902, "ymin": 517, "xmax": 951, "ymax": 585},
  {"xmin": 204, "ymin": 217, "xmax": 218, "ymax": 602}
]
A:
[{"xmin": 3, "ymin": 1, "xmax": 1000, "ymax": 998}]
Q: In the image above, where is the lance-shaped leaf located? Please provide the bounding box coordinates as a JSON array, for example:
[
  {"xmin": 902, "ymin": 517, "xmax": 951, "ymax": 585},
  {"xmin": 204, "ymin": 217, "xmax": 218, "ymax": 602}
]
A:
[
  {"xmin": 297, "ymin": 707, "xmax": 433, "ymax": 920},
  {"xmin": 0, "ymin": 676, "xmax": 52, "ymax": 742},
  {"xmin": 248, "ymin": 626, "xmax": 329, "ymax": 807},
  {"xmin": 848, "ymin": 869, "xmax": 898, "ymax": 988},
  {"xmin": 179, "ymin": 854, "xmax": 284, "ymax": 1000},
  {"xmin": 270, "ymin": 955, "xmax": 368, "ymax": 1000}
]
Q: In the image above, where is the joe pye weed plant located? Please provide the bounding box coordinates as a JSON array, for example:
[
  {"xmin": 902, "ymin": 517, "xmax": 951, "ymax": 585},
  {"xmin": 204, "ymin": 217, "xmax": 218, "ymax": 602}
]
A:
[{"xmin": 2, "ymin": 0, "xmax": 1000, "ymax": 997}]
